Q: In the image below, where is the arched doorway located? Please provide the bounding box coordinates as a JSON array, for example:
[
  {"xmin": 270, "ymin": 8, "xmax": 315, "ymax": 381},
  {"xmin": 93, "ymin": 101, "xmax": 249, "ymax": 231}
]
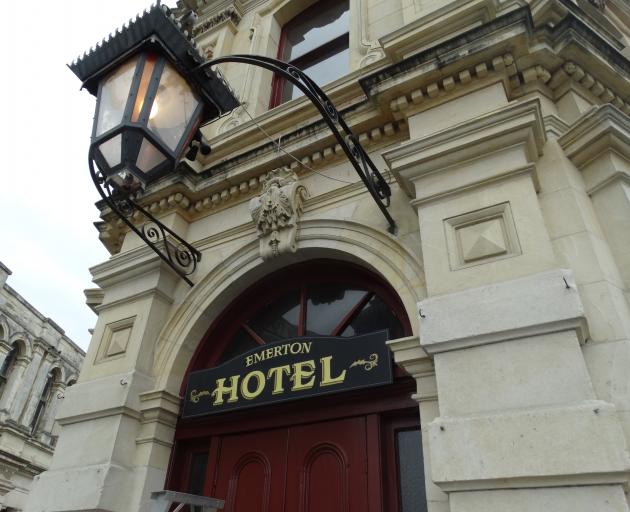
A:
[{"xmin": 167, "ymin": 260, "xmax": 425, "ymax": 512}]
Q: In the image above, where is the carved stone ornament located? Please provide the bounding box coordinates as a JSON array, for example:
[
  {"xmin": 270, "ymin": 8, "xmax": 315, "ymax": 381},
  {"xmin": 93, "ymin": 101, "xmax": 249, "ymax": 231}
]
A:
[{"xmin": 249, "ymin": 168, "xmax": 308, "ymax": 260}]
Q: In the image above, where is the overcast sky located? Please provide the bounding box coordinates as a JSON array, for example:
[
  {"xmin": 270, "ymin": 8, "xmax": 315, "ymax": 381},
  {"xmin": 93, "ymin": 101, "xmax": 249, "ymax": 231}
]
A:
[{"xmin": 0, "ymin": 1, "xmax": 156, "ymax": 349}]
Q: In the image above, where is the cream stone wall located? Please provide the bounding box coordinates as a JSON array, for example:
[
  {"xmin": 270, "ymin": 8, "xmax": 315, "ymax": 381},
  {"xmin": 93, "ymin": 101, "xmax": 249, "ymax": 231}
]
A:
[
  {"xmin": 25, "ymin": 0, "xmax": 630, "ymax": 510},
  {"xmin": 0, "ymin": 263, "xmax": 84, "ymax": 511}
]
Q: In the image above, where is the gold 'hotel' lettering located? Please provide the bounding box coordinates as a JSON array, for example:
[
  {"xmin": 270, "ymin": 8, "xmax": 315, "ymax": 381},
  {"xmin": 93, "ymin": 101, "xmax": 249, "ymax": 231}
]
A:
[
  {"xmin": 245, "ymin": 341, "xmax": 312, "ymax": 367},
  {"xmin": 209, "ymin": 341, "xmax": 348, "ymax": 406}
]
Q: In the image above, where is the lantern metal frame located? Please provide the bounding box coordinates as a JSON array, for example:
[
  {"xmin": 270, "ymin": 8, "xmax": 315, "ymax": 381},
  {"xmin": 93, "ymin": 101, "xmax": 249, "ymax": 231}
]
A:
[{"xmin": 90, "ymin": 52, "xmax": 205, "ymax": 189}]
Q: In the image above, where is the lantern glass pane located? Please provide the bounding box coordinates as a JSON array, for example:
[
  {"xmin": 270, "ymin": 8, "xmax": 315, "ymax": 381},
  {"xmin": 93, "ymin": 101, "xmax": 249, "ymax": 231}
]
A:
[
  {"xmin": 98, "ymin": 134, "xmax": 122, "ymax": 167},
  {"xmin": 96, "ymin": 57, "xmax": 138, "ymax": 136},
  {"xmin": 131, "ymin": 54, "xmax": 158, "ymax": 122},
  {"xmin": 148, "ymin": 62, "xmax": 200, "ymax": 151},
  {"xmin": 136, "ymin": 137, "xmax": 167, "ymax": 173}
]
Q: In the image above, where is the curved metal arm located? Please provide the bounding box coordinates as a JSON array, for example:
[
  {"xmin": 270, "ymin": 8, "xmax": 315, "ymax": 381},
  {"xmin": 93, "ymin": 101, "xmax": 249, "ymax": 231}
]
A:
[
  {"xmin": 198, "ymin": 55, "xmax": 397, "ymax": 233},
  {"xmin": 88, "ymin": 148, "xmax": 201, "ymax": 286}
]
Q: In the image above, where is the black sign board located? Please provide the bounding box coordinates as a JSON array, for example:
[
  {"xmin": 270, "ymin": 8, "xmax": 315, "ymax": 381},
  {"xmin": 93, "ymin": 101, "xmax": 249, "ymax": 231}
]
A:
[{"xmin": 182, "ymin": 331, "xmax": 392, "ymax": 418}]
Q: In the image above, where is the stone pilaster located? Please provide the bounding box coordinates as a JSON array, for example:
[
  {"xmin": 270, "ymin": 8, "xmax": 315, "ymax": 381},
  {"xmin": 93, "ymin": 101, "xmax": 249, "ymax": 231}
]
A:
[
  {"xmin": 25, "ymin": 247, "xmax": 183, "ymax": 512},
  {"xmin": 384, "ymin": 98, "xmax": 630, "ymax": 511},
  {"xmin": 8, "ymin": 343, "xmax": 46, "ymax": 422},
  {"xmin": 20, "ymin": 351, "xmax": 57, "ymax": 429},
  {"xmin": 559, "ymin": 104, "xmax": 630, "ymax": 451},
  {"xmin": 387, "ymin": 337, "xmax": 448, "ymax": 512},
  {"xmin": 37, "ymin": 381, "xmax": 66, "ymax": 437}
]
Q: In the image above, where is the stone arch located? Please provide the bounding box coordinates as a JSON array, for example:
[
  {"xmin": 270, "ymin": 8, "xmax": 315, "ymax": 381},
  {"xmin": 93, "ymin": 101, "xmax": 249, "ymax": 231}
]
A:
[
  {"xmin": 49, "ymin": 366, "xmax": 65, "ymax": 384},
  {"xmin": 153, "ymin": 218, "xmax": 425, "ymax": 395},
  {"xmin": 8, "ymin": 332, "xmax": 32, "ymax": 360}
]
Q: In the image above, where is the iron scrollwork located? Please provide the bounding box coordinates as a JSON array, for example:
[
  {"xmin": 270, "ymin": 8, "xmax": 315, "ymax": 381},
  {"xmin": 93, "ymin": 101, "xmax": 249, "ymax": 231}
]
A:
[
  {"xmin": 88, "ymin": 148, "xmax": 201, "ymax": 286},
  {"xmin": 198, "ymin": 55, "xmax": 397, "ymax": 233}
]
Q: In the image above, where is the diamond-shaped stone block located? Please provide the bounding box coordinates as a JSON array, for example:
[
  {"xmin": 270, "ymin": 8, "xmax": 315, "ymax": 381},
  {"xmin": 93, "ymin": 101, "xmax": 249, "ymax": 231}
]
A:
[
  {"xmin": 458, "ymin": 218, "xmax": 507, "ymax": 262},
  {"xmin": 106, "ymin": 326, "xmax": 131, "ymax": 357}
]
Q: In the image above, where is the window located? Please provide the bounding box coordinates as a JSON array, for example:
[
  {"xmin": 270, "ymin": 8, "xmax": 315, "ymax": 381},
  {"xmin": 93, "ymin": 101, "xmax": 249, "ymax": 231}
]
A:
[
  {"xmin": 0, "ymin": 343, "xmax": 19, "ymax": 398},
  {"xmin": 189, "ymin": 261, "xmax": 410, "ymax": 371},
  {"xmin": 30, "ymin": 368, "xmax": 59, "ymax": 433},
  {"xmin": 270, "ymin": 0, "xmax": 350, "ymax": 107}
]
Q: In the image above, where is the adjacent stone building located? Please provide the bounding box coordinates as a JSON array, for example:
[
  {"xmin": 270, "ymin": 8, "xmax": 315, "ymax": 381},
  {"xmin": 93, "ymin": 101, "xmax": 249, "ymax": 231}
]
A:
[
  {"xmin": 0, "ymin": 263, "xmax": 84, "ymax": 511},
  {"xmin": 24, "ymin": 0, "xmax": 630, "ymax": 511}
]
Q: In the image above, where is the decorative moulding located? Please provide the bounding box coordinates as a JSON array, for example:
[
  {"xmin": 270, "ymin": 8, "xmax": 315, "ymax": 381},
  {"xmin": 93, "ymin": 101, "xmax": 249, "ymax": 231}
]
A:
[
  {"xmin": 383, "ymin": 98, "xmax": 546, "ymax": 201},
  {"xmin": 444, "ymin": 202, "xmax": 522, "ymax": 270},
  {"xmin": 95, "ymin": 317, "xmax": 136, "ymax": 363},
  {"xmin": 249, "ymin": 167, "xmax": 308, "ymax": 260},
  {"xmin": 386, "ymin": 336, "xmax": 432, "ymax": 376},
  {"xmin": 380, "ymin": 0, "xmax": 499, "ymax": 62},
  {"xmin": 192, "ymin": 5, "xmax": 242, "ymax": 37},
  {"xmin": 548, "ymin": 61, "xmax": 630, "ymax": 116},
  {"xmin": 558, "ymin": 104, "xmax": 630, "ymax": 167},
  {"xmin": 417, "ymin": 268, "xmax": 588, "ymax": 354}
]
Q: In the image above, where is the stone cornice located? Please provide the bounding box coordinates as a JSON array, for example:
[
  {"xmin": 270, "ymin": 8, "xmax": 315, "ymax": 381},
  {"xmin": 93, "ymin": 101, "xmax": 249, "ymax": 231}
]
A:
[
  {"xmin": 384, "ymin": 98, "xmax": 546, "ymax": 201},
  {"xmin": 544, "ymin": 114, "xmax": 571, "ymax": 136},
  {"xmin": 89, "ymin": 243, "xmax": 182, "ymax": 294},
  {"xmin": 558, "ymin": 104, "xmax": 630, "ymax": 168},
  {"xmin": 192, "ymin": 5, "xmax": 242, "ymax": 37},
  {"xmin": 558, "ymin": 104, "xmax": 630, "ymax": 192},
  {"xmin": 363, "ymin": 7, "xmax": 630, "ymax": 116},
  {"xmin": 380, "ymin": 0, "xmax": 499, "ymax": 62}
]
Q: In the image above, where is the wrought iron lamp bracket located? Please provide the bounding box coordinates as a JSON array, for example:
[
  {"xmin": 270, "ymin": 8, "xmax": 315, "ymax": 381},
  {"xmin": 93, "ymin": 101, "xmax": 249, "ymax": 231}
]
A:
[
  {"xmin": 197, "ymin": 55, "xmax": 397, "ymax": 234},
  {"xmin": 87, "ymin": 56, "xmax": 396, "ymax": 288},
  {"xmin": 88, "ymin": 148, "xmax": 201, "ymax": 287}
]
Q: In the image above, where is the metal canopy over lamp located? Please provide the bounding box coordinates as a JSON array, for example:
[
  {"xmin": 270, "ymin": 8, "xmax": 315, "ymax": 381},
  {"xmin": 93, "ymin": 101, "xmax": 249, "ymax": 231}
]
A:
[{"xmin": 69, "ymin": 2, "xmax": 395, "ymax": 287}]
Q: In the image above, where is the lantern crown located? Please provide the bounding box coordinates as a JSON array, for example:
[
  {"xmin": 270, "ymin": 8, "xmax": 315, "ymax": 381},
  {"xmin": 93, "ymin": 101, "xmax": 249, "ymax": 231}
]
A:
[{"xmin": 68, "ymin": 3, "xmax": 239, "ymax": 121}]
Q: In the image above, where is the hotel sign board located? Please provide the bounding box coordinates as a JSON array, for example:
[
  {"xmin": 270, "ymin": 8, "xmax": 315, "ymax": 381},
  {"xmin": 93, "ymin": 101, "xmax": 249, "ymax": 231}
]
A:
[{"xmin": 182, "ymin": 331, "xmax": 392, "ymax": 418}]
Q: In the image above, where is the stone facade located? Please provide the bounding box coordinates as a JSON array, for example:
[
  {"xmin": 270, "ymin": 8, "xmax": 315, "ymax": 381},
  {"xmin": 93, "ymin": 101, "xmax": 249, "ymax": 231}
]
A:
[
  {"xmin": 0, "ymin": 263, "xmax": 84, "ymax": 511},
  {"xmin": 25, "ymin": 0, "xmax": 630, "ymax": 510}
]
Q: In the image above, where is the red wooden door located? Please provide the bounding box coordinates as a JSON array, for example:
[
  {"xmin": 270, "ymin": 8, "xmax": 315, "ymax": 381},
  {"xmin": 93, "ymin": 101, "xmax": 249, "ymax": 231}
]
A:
[
  {"xmin": 286, "ymin": 417, "xmax": 368, "ymax": 512},
  {"xmin": 213, "ymin": 428, "xmax": 287, "ymax": 512},
  {"xmin": 211, "ymin": 417, "xmax": 369, "ymax": 512}
]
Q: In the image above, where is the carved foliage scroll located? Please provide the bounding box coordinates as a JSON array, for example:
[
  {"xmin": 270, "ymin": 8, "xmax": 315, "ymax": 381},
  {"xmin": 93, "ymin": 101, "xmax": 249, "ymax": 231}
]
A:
[{"xmin": 249, "ymin": 168, "xmax": 308, "ymax": 260}]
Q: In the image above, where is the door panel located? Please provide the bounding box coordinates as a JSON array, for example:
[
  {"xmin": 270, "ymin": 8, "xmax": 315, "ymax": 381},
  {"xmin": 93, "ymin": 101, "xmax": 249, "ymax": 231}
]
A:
[
  {"xmin": 286, "ymin": 417, "xmax": 369, "ymax": 512},
  {"xmin": 212, "ymin": 417, "xmax": 372, "ymax": 512},
  {"xmin": 213, "ymin": 429, "xmax": 287, "ymax": 512}
]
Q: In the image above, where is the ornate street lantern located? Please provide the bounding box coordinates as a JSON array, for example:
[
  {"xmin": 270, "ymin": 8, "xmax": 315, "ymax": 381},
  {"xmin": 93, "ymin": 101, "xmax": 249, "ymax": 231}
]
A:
[
  {"xmin": 69, "ymin": 3, "xmax": 239, "ymax": 285},
  {"xmin": 88, "ymin": 52, "xmax": 203, "ymax": 191},
  {"xmin": 70, "ymin": 3, "xmax": 395, "ymax": 286},
  {"xmin": 70, "ymin": 3, "xmax": 238, "ymax": 193}
]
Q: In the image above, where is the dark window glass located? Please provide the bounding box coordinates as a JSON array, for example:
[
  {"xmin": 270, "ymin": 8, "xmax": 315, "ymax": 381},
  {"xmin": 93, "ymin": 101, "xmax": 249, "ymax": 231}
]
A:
[
  {"xmin": 0, "ymin": 344, "xmax": 18, "ymax": 398},
  {"xmin": 31, "ymin": 373, "xmax": 54, "ymax": 432},
  {"xmin": 218, "ymin": 328, "xmax": 259, "ymax": 364},
  {"xmin": 272, "ymin": 0, "xmax": 349, "ymax": 106},
  {"xmin": 305, "ymin": 285, "xmax": 367, "ymax": 336},
  {"xmin": 215, "ymin": 270, "xmax": 407, "ymax": 363},
  {"xmin": 188, "ymin": 452, "xmax": 208, "ymax": 512},
  {"xmin": 396, "ymin": 429, "xmax": 426, "ymax": 512},
  {"xmin": 248, "ymin": 290, "xmax": 300, "ymax": 342},
  {"xmin": 282, "ymin": 0, "xmax": 349, "ymax": 61},
  {"xmin": 341, "ymin": 295, "xmax": 404, "ymax": 339}
]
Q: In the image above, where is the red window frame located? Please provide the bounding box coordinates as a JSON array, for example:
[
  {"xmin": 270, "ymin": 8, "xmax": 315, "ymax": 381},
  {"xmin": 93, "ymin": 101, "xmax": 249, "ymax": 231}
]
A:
[
  {"xmin": 181, "ymin": 259, "xmax": 412, "ymax": 380},
  {"xmin": 269, "ymin": 0, "xmax": 350, "ymax": 108}
]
